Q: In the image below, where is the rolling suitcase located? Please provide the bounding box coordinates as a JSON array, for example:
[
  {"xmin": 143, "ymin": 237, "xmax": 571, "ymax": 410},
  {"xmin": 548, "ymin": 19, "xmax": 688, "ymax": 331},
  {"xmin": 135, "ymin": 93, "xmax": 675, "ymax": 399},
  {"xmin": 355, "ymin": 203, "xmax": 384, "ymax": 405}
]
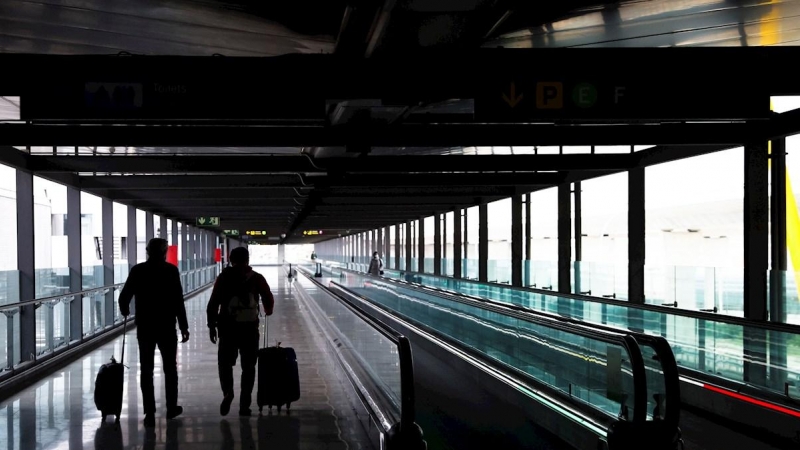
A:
[
  {"xmin": 257, "ymin": 317, "xmax": 300, "ymax": 413},
  {"xmin": 95, "ymin": 318, "xmax": 127, "ymax": 423}
]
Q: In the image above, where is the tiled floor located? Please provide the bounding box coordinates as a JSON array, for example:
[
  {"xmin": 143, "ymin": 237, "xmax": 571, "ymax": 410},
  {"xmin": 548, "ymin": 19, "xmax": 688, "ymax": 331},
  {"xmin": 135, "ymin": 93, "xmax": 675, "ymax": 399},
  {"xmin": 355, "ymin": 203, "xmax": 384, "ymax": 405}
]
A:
[{"xmin": 0, "ymin": 267, "xmax": 374, "ymax": 450}]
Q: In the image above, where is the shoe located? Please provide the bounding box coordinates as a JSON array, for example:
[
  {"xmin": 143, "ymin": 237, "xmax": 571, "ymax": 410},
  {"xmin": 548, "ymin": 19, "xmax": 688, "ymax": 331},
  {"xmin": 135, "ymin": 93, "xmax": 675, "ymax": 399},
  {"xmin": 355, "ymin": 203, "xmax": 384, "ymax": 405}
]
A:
[
  {"xmin": 144, "ymin": 414, "xmax": 155, "ymax": 427},
  {"xmin": 238, "ymin": 409, "xmax": 251, "ymax": 417},
  {"xmin": 220, "ymin": 395, "xmax": 234, "ymax": 416},
  {"xmin": 167, "ymin": 406, "xmax": 183, "ymax": 420}
]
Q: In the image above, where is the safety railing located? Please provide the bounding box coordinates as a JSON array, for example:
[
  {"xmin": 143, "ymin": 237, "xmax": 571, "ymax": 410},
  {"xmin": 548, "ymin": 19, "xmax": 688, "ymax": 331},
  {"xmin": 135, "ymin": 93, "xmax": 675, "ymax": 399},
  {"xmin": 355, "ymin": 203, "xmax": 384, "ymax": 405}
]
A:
[
  {"xmin": 292, "ymin": 264, "xmax": 425, "ymax": 450},
  {"xmin": 329, "ymin": 269, "xmax": 682, "ymax": 449},
  {"xmin": 378, "ymin": 266, "xmax": 800, "ymax": 408},
  {"xmin": 0, "ymin": 264, "xmax": 218, "ymax": 380}
]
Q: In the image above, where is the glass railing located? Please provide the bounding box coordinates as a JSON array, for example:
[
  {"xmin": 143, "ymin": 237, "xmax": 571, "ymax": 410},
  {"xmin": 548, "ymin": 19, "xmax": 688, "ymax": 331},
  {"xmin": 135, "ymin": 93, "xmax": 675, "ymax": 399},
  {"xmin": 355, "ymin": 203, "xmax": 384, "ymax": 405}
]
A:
[
  {"xmin": 380, "ymin": 268, "xmax": 800, "ymax": 401},
  {"xmin": 333, "ymin": 270, "xmax": 678, "ymax": 429},
  {"xmin": 524, "ymin": 260, "xmax": 559, "ymax": 291},
  {"xmin": 423, "ymin": 258, "xmax": 434, "ymax": 274},
  {"xmin": 293, "ymin": 266, "xmax": 424, "ymax": 447},
  {"xmin": 35, "ymin": 268, "xmax": 70, "ymax": 299},
  {"xmin": 487, "ymin": 259, "xmax": 512, "ymax": 285},
  {"xmin": 575, "ymin": 261, "xmax": 628, "ymax": 300},
  {"xmin": 0, "ymin": 264, "xmax": 218, "ymax": 377}
]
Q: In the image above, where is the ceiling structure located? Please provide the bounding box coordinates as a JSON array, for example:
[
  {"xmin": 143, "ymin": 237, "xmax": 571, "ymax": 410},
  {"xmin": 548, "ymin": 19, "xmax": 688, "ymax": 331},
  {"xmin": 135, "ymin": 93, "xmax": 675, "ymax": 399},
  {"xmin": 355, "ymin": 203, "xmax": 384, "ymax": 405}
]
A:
[{"xmin": 1, "ymin": 0, "xmax": 800, "ymax": 244}]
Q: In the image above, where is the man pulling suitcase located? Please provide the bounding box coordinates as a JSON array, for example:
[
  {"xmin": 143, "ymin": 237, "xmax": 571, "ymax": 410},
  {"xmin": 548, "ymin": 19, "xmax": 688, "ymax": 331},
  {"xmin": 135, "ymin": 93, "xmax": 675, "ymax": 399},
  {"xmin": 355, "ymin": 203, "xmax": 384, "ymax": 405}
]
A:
[{"xmin": 206, "ymin": 247, "xmax": 275, "ymax": 416}]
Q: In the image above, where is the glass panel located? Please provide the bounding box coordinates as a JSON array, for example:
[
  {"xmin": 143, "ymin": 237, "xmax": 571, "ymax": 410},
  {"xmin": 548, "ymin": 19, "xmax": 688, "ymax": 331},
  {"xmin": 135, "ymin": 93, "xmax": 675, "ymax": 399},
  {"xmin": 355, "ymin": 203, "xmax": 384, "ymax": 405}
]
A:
[
  {"xmin": 295, "ymin": 274, "xmax": 401, "ymax": 413},
  {"xmin": 382, "ymin": 269, "xmax": 799, "ymax": 399},
  {"xmin": 113, "ymin": 202, "xmax": 129, "ymax": 284},
  {"xmin": 530, "ymin": 188, "xmax": 558, "ymax": 291},
  {"xmin": 488, "ymin": 198, "xmax": 512, "ymax": 284},
  {"xmin": 136, "ymin": 210, "xmax": 146, "ymax": 264},
  {"xmin": 80, "ymin": 193, "xmax": 104, "ymax": 290},
  {"xmin": 34, "ymin": 177, "xmax": 69, "ymax": 299},
  {"xmin": 338, "ymin": 270, "xmax": 638, "ymax": 420}
]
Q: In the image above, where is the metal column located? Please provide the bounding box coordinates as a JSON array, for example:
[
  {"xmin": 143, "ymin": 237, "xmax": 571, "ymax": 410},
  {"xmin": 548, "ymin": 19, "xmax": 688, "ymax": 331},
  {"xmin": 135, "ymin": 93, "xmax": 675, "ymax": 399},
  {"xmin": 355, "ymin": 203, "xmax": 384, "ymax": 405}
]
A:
[
  {"xmin": 770, "ymin": 137, "xmax": 788, "ymax": 389},
  {"xmin": 16, "ymin": 170, "xmax": 35, "ymax": 363},
  {"xmin": 454, "ymin": 208, "xmax": 462, "ymax": 279},
  {"xmin": 127, "ymin": 206, "xmax": 137, "ymax": 270},
  {"xmin": 377, "ymin": 228, "xmax": 383, "ymax": 259},
  {"xmin": 558, "ymin": 184, "xmax": 571, "ymax": 294},
  {"xmin": 478, "ymin": 203, "xmax": 488, "ymax": 282},
  {"xmin": 384, "ymin": 227, "xmax": 391, "ymax": 267},
  {"xmin": 512, "ymin": 194, "xmax": 523, "ymax": 287},
  {"xmin": 182, "ymin": 224, "xmax": 189, "ymax": 271},
  {"xmin": 574, "ymin": 182, "xmax": 583, "ymax": 294},
  {"xmin": 102, "ymin": 198, "xmax": 114, "ymax": 326},
  {"xmin": 525, "ymin": 194, "xmax": 532, "ymax": 286},
  {"xmin": 434, "ymin": 214, "xmax": 442, "ymax": 275},
  {"xmin": 159, "ymin": 216, "xmax": 167, "ymax": 239},
  {"xmin": 145, "ymin": 212, "xmax": 154, "ymax": 244},
  {"xmin": 744, "ymin": 142, "xmax": 769, "ymax": 386},
  {"xmin": 628, "ymin": 170, "xmax": 646, "ymax": 304},
  {"xmin": 418, "ymin": 218, "xmax": 425, "ymax": 273},
  {"xmin": 67, "ymin": 186, "xmax": 82, "ymax": 341},
  {"xmin": 171, "ymin": 219, "xmax": 178, "ymax": 248}
]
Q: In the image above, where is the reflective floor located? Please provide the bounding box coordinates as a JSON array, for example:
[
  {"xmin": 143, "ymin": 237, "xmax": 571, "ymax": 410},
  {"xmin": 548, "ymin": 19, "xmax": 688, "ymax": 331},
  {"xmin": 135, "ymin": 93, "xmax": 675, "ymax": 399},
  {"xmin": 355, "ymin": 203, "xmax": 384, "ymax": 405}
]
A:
[{"xmin": 0, "ymin": 267, "xmax": 374, "ymax": 450}]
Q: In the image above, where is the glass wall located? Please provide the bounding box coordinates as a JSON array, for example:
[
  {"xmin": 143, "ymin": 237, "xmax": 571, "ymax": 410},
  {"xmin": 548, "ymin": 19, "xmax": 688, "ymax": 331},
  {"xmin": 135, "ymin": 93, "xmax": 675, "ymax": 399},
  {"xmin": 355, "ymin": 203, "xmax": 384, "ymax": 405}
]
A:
[
  {"xmin": 80, "ymin": 192, "xmax": 105, "ymax": 336},
  {"xmin": 167, "ymin": 219, "xmax": 173, "ymax": 245},
  {"xmin": 399, "ymin": 223, "xmax": 406, "ymax": 270},
  {"xmin": 113, "ymin": 202, "xmax": 128, "ymax": 283},
  {"xmin": 389, "ymin": 225, "xmax": 396, "ymax": 270},
  {"xmin": 33, "ymin": 177, "xmax": 68, "ymax": 299},
  {"xmin": 645, "ymin": 148, "xmax": 744, "ymax": 315},
  {"xmin": 784, "ymin": 131, "xmax": 800, "ymax": 325},
  {"xmin": 465, "ymin": 206, "xmax": 479, "ymax": 280},
  {"xmin": 154, "ymin": 214, "xmax": 162, "ymax": 239},
  {"xmin": 487, "ymin": 198, "xmax": 512, "ymax": 284},
  {"xmin": 528, "ymin": 188, "xmax": 558, "ymax": 290},
  {"xmin": 579, "ymin": 173, "xmax": 629, "ymax": 299},
  {"xmin": 423, "ymin": 216, "xmax": 435, "ymax": 273},
  {"xmin": 410, "ymin": 220, "xmax": 419, "ymax": 271}
]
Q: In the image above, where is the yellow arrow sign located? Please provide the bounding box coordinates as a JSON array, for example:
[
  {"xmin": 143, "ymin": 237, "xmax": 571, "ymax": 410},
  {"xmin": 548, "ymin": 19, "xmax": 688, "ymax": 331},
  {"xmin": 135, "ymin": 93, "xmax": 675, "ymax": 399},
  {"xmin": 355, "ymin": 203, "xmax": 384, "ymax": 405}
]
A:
[{"xmin": 502, "ymin": 82, "xmax": 523, "ymax": 108}]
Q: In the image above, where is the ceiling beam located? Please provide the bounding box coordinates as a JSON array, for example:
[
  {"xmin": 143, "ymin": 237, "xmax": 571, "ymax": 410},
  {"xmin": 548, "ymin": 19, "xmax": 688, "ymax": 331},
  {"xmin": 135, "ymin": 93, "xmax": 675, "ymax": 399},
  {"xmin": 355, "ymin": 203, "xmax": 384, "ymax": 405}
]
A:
[
  {"xmin": 3, "ymin": 123, "xmax": 755, "ymax": 147},
  {"xmin": 79, "ymin": 175, "xmax": 309, "ymax": 190}
]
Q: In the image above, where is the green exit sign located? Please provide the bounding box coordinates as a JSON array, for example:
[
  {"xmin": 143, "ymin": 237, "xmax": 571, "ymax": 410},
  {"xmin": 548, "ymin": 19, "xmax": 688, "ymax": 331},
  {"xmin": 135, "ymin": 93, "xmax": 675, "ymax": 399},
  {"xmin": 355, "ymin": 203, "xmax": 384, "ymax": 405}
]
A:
[
  {"xmin": 223, "ymin": 229, "xmax": 239, "ymax": 235},
  {"xmin": 196, "ymin": 217, "xmax": 220, "ymax": 226}
]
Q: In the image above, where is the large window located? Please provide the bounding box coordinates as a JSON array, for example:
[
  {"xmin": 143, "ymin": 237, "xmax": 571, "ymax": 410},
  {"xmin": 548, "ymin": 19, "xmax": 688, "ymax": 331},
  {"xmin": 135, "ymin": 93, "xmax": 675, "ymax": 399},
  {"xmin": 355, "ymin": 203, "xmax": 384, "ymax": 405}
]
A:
[
  {"xmin": 389, "ymin": 225, "xmax": 396, "ymax": 269},
  {"xmin": 465, "ymin": 206, "xmax": 479, "ymax": 280},
  {"xmin": 136, "ymin": 210, "xmax": 146, "ymax": 263},
  {"xmin": 645, "ymin": 148, "xmax": 744, "ymax": 315},
  {"xmin": 487, "ymin": 198, "xmax": 512, "ymax": 284},
  {"xmin": 444, "ymin": 212, "xmax": 454, "ymax": 276},
  {"xmin": 423, "ymin": 216, "xmax": 435, "ymax": 273},
  {"xmin": 33, "ymin": 177, "xmax": 68, "ymax": 298},
  {"xmin": 528, "ymin": 188, "xmax": 558, "ymax": 290},
  {"xmin": 580, "ymin": 174, "xmax": 629, "ymax": 298},
  {"xmin": 113, "ymin": 202, "xmax": 128, "ymax": 283},
  {"xmin": 80, "ymin": 192, "xmax": 105, "ymax": 336}
]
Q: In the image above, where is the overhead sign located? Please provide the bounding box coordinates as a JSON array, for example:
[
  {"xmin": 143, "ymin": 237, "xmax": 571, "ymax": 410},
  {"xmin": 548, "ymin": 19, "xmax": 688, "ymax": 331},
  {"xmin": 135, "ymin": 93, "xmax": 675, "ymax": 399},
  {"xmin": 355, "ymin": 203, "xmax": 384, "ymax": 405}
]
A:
[
  {"xmin": 196, "ymin": 217, "xmax": 219, "ymax": 226},
  {"xmin": 245, "ymin": 230, "xmax": 267, "ymax": 236},
  {"xmin": 476, "ymin": 74, "xmax": 768, "ymax": 122},
  {"xmin": 223, "ymin": 229, "xmax": 239, "ymax": 235},
  {"xmin": 302, "ymin": 230, "xmax": 323, "ymax": 236}
]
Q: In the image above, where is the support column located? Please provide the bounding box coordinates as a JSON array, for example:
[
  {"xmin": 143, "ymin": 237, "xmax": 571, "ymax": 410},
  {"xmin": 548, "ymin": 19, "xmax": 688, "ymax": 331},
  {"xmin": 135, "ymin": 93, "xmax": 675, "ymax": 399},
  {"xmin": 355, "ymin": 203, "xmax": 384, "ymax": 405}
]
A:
[
  {"xmin": 454, "ymin": 208, "xmax": 462, "ymax": 279},
  {"xmin": 744, "ymin": 142, "xmax": 769, "ymax": 386},
  {"xmin": 525, "ymin": 194, "xmax": 532, "ymax": 286},
  {"xmin": 770, "ymin": 137, "xmax": 788, "ymax": 389},
  {"xmin": 434, "ymin": 214, "xmax": 442, "ymax": 275},
  {"xmin": 145, "ymin": 212, "xmax": 154, "ymax": 244},
  {"xmin": 558, "ymin": 184, "xmax": 571, "ymax": 294},
  {"xmin": 405, "ymin": 222, "xmax": 412, "ymax": 272},
  {"xmin": 418, "ymin": 218, "xmax": 425, "ymax": 273},
  {"xmin": 479, "ymin": 203, "xmax": 488, "ymax": 282},
  {"xmin": 16, "ymin": 171, "xmax": 35, "ymax": 362},
  {"xmin": 377, "ymin": 228, "xmax": 383, "ymax": 259},
  {"xmin": 102, "ymin": 198, "xmax": 114, "ymax": 326},
  {"xmin": 67, "ymin": 187, "xmax": 82, "ymax": 341},
  {"xmin": 384, "ymin": 227, "xmax": 391, "ymax": 268},
  {"xmin": 628, "ymin": 170, "xmax": 645, "ymax": 304},
  {"xmin": 574, "ymin": 182, "xmax": 583, "ymax": 294},
  {"xmin": 512, "ymin": 195, "xmax": 523, "ymax": 287},
  {"xmin": 127, "ymin": 207, "xmax": 137, "ymax": 271},
  {"xmin": 159, "ymin": 216, "xmax": 167, "ymax": 239},
  {"xmin": 171, "ymin": 220, "xmax": 178, "ymax": 248},
  {"xmin": 278, "ymin": 244, "xmax": 285, "ymax": 264},
  {"xmin": 182, "ymin": 224, "xmax": 189, "ymax": 271}
]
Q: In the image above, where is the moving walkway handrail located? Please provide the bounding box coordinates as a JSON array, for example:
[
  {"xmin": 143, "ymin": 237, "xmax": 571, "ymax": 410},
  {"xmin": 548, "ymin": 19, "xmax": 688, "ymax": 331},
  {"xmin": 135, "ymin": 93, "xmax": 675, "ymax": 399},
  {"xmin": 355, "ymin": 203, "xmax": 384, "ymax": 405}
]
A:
[
  {"xmin": 293, "ymin": 265, "xmax": 420, "ymax": 442},
  {"xmin": 0, "ymin": 284, "xmax": 124, "ymax": 311},
  {"xmin": 332, "ymin": 274, "xmax": 652, "ymax": 426},
  {"xmin": 349, "ymin": 268, "xmax": 680, "ymax": 430},
  {"xmin": 381, "ymin": 266, "xmax": 800, "ymax": 335}
]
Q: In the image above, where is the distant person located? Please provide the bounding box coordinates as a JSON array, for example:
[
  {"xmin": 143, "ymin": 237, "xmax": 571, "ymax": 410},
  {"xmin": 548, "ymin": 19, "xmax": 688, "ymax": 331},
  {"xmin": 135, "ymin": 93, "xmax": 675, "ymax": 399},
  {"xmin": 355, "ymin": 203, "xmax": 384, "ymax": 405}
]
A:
[
  {"xmin": 310, "ymin": 251, "xmax": 317, "ymax": 260},
  {"xmin": 368, "ymin": 251, "xmax": 383, "ymax": 276},
  {"xmin": 119, "ymin": 238, "xmax": 190, "ymax": 427},
  {"xmin": 207, "ymin": 247, "xmax": 275, "ymax": 416}
]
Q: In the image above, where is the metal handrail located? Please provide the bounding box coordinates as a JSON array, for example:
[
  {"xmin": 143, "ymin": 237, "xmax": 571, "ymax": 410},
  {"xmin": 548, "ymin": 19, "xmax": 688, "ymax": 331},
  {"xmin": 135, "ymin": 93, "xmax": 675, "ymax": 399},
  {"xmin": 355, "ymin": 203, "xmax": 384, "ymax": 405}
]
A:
[
  {"xmin": 333, "ymin": 271, "xmax": 651, "ymax": 425},
  {"xmin": 0, "ymin": 265, "xmax": 219, "ymax": 312},
  {"xmin": 378, "ymin": 266, "xmax": 800, "ymax": 335},
  {"xmin": 295, "ymin": 266, "xmax": 417, "ymax": 431},
  {"xmin": 0, "ymin": 284, "xmax": 123, "ymax": 312}
]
